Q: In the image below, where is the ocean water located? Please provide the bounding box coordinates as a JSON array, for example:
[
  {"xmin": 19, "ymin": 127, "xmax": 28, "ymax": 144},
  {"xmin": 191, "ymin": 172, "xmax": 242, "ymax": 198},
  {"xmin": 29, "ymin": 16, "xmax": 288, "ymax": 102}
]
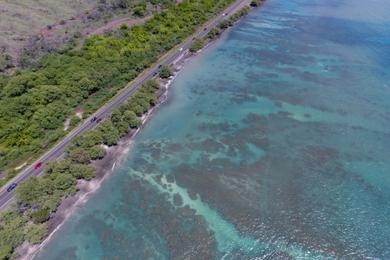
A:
[{"xmin": 37, "ymin": 0, "xmax": 390, "ymax": 259}]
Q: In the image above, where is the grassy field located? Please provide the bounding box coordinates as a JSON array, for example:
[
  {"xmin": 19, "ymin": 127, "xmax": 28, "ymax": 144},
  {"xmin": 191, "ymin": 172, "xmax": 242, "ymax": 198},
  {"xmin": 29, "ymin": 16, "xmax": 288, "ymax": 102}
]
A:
[
  {"xmin": 0, "ymin": 0, "xmax": 97, "ymax": 56},
  {"xmin": 0, "ymin": 0, "xmax": 157, "ymax": 70}
]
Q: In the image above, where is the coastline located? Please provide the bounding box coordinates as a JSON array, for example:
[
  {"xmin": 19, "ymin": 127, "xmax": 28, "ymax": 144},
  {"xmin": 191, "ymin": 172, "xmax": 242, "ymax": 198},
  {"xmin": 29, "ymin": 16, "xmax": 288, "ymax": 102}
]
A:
[
  {"xmin": 17, "ymin": 3, "xmax": 259, "ymax": 259},
  {"xmin": 19, "ymin": 48, "xmax": 192, "ymax": 260}
]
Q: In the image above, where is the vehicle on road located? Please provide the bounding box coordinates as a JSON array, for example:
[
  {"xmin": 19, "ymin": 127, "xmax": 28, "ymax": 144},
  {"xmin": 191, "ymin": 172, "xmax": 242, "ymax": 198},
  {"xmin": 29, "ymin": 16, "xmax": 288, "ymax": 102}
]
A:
[
  {"xmin": 179, "ymin": 47, "xmax": 183, "ymax": 52},
  {"xmin": 34, "ymin": 162, "xmax": 43, "ymax": 170},
  {"xmin": 0, "ymin": 1, "xmax": 244, "ymax": 210},
  {"xmin": 203, "ymin": 27, "xmax": 207, "ymax": 31},
  {"xmin": 6, "ymin": 183, "xmax": 17, "ymax": 192}
]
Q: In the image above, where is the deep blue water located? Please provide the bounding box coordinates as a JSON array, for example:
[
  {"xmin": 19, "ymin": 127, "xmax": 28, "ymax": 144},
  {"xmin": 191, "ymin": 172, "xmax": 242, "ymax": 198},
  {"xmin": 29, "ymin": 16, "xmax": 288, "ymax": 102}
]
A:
[{"xmin": 37, "ymin": 0, "xmax": 390, "ymax": 259}]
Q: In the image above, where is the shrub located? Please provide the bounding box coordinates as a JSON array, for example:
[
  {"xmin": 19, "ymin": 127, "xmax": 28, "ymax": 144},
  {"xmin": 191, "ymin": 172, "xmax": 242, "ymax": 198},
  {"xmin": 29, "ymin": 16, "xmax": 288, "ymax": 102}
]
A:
[
  {"xmin": 24, "ymin": 223, "xmax": 48, "ymax": 244},
  {"xmin": 207, "ymin": 28, "xmax": 221, "ymax": 39},
  {"xmin": 219, "ymin": 20, "xmax": 230, "ymax": 29},
  {"xmin": 30, "ymin": 208, "xmax": 50, "ymax": 224},
  {"xmin": 133, "ymin": 4, "xmax": 147, "ymax": 17},
  {"xmin": 189, "ymin": 38, "xmax": 205, "ymax": 53},
  {"xmin": 0, "ymin": 0, "xmax": 236, "ymax": 173},
  {"xmin": 0, "ymin": 211, "xmax": 27, "ymax": 257},
  {"xmin": 0, "ymin": 0, "xmax": 243, "ymax": 256},
  {"xmin": 73, "ymin": 31, "xmax": 82, "ymax": 39},
  {"xmin": 120, "ymin": 24, "xmax": 129, "ymax": 30},
  {"xmin": 0, "ymin": 245, "xmax": 12, "ymax": 260},
  {"xmin": 0, "ymin": 54, "xmax": 13, "ymax": 71},
  {"xmin": 70, "ymin": 115, "xmax": 81, "ymax": 128},
  {"xmin": 53, "ymin": 173, "xmax": 77, "ymax": 193},
  {"xmin": 98, "ymin": 120, "xmax": 120, "ymax": 146},
  {"xmin": 159, "ymin": 65, "xmax": 172, "ymax": 79},
  {"xmin": 66, "ymin": 146, "xmax": 92, "ymax": 164},
  {"xmin": 88, "ymin": 146, "xmax": 106, "ymax": 160},
  {"xmin": 69, "ymin": 163, "xmax": 95, "ymax": 180}
]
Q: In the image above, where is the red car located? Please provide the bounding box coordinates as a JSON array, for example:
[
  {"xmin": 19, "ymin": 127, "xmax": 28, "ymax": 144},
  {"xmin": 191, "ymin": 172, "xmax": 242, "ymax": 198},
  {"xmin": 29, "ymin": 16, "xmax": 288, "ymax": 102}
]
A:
[{"xmin": 34, "ymin": 162, "xmax": 43, "ymax": 170}]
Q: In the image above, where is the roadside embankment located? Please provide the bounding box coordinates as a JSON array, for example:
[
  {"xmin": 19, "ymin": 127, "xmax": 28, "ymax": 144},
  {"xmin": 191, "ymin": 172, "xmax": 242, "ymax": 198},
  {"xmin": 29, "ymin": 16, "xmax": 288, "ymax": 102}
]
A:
[{"xmin": 0, "ymin": 1, "xmax": 267, "ymax": 259}]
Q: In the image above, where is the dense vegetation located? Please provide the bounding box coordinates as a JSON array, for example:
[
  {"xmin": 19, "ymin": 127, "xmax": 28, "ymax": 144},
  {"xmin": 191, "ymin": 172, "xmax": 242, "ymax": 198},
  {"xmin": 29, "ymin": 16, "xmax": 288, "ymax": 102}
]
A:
[
  {"xmin": 0, "ymin": 210, "xmax": 47, "ymax": 259},
  {"xmin": 0, "ymin": 0, "xmax": 236, "ymax": 178},
  {"xmin": 189, "ymin": 38, "xmax": 205, "ymax": 53},
  {"xmin": 0, "ymin": 55, "xmax": 13, "ymax": 73},
  {"xmin": 0, "ymin": 80, "xmax": 159, "ymax": 259},
  {"xmin": 0, "ymin": 0, "xmax": 176, "ymax": 72},
  {"xmin": 207, "ymin": 27, "xmax": 222, "ymax": 39},
  {"xmin": 159, "ymin": 65, "xmax": 173, "ymax": 79},
  {"xmin": 0, "ymin": 1, "xmax": 259, "ymax": 258}
]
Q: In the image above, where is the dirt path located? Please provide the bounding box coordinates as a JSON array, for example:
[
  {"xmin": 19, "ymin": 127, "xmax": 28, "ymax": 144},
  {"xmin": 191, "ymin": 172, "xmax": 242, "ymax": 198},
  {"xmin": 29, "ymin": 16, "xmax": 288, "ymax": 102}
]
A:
[{"xmin": 88, "ymin": 15, "xmax": 152, "ymax": 36}]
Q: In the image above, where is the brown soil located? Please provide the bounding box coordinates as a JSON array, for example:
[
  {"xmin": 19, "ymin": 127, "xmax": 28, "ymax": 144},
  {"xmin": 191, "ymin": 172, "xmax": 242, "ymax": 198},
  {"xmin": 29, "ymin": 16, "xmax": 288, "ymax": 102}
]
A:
[{"xmin": 87, "ymin": 15, "xmax": 152, "ymax": 36}]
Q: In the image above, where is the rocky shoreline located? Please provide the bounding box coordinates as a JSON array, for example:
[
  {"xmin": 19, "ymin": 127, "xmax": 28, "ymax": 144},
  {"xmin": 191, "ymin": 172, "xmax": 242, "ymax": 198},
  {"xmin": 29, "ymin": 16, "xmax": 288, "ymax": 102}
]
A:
[
  {"xmin": 18, "ymin": 48, "xmax": 192, "ymax": 259},
  {"xmin": 17, "ymin": 2, "xmax": 260, "ymax": 258}
]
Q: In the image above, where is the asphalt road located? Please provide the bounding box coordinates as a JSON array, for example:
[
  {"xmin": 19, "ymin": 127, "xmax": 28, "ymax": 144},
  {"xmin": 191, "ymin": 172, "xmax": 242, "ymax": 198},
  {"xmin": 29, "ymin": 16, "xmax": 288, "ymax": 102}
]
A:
[{"xmin": 0, "ymin": 0, "xmax": 252, "ymax": 211}]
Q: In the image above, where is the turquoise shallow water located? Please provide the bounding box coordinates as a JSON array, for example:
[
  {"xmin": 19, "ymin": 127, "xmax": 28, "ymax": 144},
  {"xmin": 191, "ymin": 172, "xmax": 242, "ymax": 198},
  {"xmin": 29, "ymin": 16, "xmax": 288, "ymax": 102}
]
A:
[{"xmin": 37, "ymin": 0, "xmax": 390, "ymax": 258}]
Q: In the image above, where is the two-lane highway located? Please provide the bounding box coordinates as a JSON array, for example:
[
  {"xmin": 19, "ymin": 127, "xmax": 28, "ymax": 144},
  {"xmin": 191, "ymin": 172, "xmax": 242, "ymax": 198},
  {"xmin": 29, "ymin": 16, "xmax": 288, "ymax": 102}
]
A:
[{"xmin": 0, "ymin": 0, "xmax": 253, "ymax": 211}]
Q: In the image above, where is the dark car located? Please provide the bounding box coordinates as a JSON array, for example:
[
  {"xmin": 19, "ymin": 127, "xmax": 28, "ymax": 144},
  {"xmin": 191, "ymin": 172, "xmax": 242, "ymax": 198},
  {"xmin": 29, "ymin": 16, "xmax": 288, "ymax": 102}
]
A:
[
  {"xmin": 158, "ymin": 64, "xmax": 162, "ymax": 68},
  {"xmin": 203, "ymin": 27, "xmax": 207, "ymax": 31},
  {"xmin": 96, "ymin": 118, "xmax": 102, "ymax": 123},
  {"xmin": 91, "ymin": 116, "xmax": 97, "ymax": 123},
  {"xmin": 34, "ymin": 162, "xmax": 43, "ymax": 170},
  {"xmin": 7, "ymin": 183, "xmax": 17, "ymax": 192}
]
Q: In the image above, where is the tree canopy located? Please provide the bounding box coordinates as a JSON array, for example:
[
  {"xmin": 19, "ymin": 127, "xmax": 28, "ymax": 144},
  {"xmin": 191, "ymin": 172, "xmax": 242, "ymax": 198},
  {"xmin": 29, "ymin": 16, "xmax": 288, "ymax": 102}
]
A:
[
  {"xmin": 0, "ymin": 0, "xmax": 236, "ymax": 175},
  {"xmin": 0, "ymin": 1, "xmax": 254, "ymax": 258},
  {"xmin": 159, "ymin": 65, "xmax": 173, "ymax": 78}
]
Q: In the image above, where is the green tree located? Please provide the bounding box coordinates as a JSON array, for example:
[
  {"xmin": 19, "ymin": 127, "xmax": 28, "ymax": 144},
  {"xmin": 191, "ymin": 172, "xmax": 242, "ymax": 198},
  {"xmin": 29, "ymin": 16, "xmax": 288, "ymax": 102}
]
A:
[
  {"xmin": 0, "ymin": 54, "xmax": 13, "ymax": 71},
  {"xmin": 110, "ymin": 108, "xmax": 123, "ymax": 125},
  {"xmin": 30, "ymin": 208, "xmax": 50, "ymax": 224},
  {"xmin": 0, "ymin": 244, "xmax": 12, "ymax": 260},
  {"xmin": 24, "ymin": 223, "xmax": 48, "ymax": 244},
  {"xmin": 53, "ymin": 174, "xmax": 77, "ymax": 193},
  {"xmin": 73, "ymin": 130, "xmax": 103, "ymax": 148},
  {"xmin": 207, "ymin": 28, "xmax": 221, "ymax": 39},
  {"xmin": 69, "ymin": 163, "xmax": 96, "ymax": 180},
  {"xmin": 159, "ymin": 65, "xmax": 172, "ymax": 79},
  {"xmin": 133, "ymin": 4, "xmax": 147, "ymax": 17},
  {"xmin": 0, "ymin": 211, "xmax": 26, "ymax": 252},
  {"xmin": 70, "ymin": 116, "xmax": 81, "ymax": 128},
  {"xmin": 189, "ymin": 38, "xmax": 204, "ymax": 53},
  {"xmin": 219, "ymin": 20, "xmax": 230, "ymax": 29},
  {"xmin": 67, "ymin": 146, "xmax": 92, "ymax": 164},
  {"xmin": 88, "ymin": 146, "xmax": 106, "ymax": 160},
  {"xmin": 15, "ymin": 177, "xmax": 43, "ymax": 207},
  {"xmin": 0, "ymin": 0, "xmax": 237, "ymax": 174},
  {"xmin": 123, "ymin": 110, "xmax": 141, "ymax": 128},
  {"xmin": 98, "ymin": 120, "xmax": 120, "ymax": 146},
  {"xmin": 46, "ymin": 160, "xmax": 96, "ymax": 180}
]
